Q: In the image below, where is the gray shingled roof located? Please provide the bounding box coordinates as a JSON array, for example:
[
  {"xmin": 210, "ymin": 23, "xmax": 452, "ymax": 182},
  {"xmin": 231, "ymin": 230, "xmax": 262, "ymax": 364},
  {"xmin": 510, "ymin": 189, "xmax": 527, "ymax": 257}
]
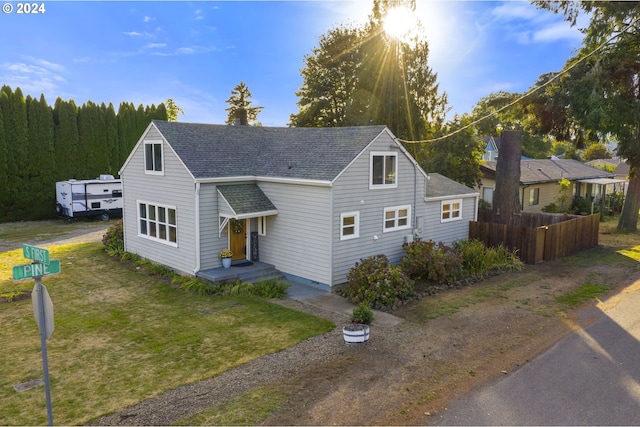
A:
[
  {"xmin": 152, "ymin": 121, "xmax": 387, "ymax": 181},
  {"xmin": 217, "ymin": 184, "xmax": 277, "ymax": 215},
  {"xmin": 425, "ymin": 173, "xmax": 478, "ymax": 198},
  {"xmin": 482, "ymin": 159, "xmax": 612, "ymax": 184}
]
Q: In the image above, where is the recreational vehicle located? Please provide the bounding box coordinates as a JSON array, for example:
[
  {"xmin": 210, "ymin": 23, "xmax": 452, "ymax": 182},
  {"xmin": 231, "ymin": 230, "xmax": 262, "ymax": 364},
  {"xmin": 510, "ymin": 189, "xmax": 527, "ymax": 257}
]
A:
[{"xmin": 55, "ymin": 175, "xmax": 123, "ymax": 221}]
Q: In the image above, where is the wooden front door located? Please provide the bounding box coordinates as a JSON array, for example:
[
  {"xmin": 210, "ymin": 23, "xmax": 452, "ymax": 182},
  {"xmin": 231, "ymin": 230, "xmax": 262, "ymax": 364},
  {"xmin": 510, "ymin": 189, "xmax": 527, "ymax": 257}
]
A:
[{"xmin": 229, "ymin": 219, "xmax": 246, "ymax": 261}]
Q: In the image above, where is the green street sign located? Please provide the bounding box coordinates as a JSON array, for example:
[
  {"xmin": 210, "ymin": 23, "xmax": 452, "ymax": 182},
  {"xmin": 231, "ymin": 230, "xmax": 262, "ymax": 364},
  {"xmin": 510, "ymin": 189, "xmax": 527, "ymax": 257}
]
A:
[
  {"xmin": 23, "ymin": 244, "xmax": 50, "ymax": 264},
  {"xmin": 12, "ymin": 260, "xmax": 61, "ymax": 280}
]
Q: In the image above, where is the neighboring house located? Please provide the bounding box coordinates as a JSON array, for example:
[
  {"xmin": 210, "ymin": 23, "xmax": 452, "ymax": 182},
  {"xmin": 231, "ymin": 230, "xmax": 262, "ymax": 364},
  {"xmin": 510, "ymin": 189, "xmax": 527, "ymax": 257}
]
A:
[
  {"xmin": 481, "ymin": 135, "xmax": 532, "ymax": 161},
  {"xmin": 119, "ymin": 121, "xmax": 479, "ymax": 291},
  {"xmin": 478, "ymin": 159, "xmax": 622, "ymax": 212},
  {"xmin": 481, "ymin": 136, "xmax": 500, "ymax": 161}
]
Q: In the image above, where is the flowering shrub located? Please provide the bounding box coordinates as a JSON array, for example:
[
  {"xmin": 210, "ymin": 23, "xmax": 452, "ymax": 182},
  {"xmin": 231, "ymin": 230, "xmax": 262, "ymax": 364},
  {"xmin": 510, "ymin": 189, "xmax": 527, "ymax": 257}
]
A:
[
  {"xmin": 400, "ymin": 240, "xmax": 462, "ymax": 284},
  {"xmin": 343, "ymin": 254, "xmax": 414, "ymax": 309},
  {"xmin": 219, "ymin": 249, "xmax": 233, "ymax": 258}
]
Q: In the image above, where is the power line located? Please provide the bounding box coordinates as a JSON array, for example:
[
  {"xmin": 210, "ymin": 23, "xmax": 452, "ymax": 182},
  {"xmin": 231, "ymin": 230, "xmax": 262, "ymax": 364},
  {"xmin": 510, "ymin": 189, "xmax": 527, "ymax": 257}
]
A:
[{"xmin": 395, "ymin": 16, "xmax": 640, "ymax": 145}]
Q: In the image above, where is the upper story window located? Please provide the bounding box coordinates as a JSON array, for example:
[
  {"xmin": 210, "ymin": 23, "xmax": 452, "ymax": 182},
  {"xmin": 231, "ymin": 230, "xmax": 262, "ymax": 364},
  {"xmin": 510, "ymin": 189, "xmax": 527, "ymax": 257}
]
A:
[
  {"xmin": 370, "ymin": 152, "xmax": 397, "ymax": 189},
  {"xmin": 441, "ymin": 199, "xmax": 462, "ymax": 222},
  {"xmin": 340, "ymin": 211, "xmax": 360, "ymax": 240},
  {"xmin": 145, "ymin": 141, "xmax": 163, "ymax": 174},
  {"xmin": 383, "ymin": 205, "xmax": 411, "ymax": 232}
]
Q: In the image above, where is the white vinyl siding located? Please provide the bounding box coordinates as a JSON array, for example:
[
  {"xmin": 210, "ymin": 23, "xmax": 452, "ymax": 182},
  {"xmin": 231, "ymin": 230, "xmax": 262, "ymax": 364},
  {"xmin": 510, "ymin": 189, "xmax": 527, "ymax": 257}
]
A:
[
  {"xmin": 332, "ymin": 132, "xmax": 423, "ymax": 286},
  {"xmin": 340, "ymin": 211, "xmax": 360, "ymax": 240},
  {"xmin": 144, "ymin": 140, "xmax": 164, "ymax": 174},
  {"xmin": 121, "ymin": 125, "xmax": 197, "ymax": 275},
  {"xmin": 257, "ymin": 182, "xmax": 332, "ymax": 286},
  {"xmin": 383, "ymin": 205, "xmax": 411, "ymax": 232},
  {"xmin": 370, "ymin": 152, "xmax": 398, "ymax": 189},
  {"xmin": 441, "ymin": 199, "xmax": 462, "ymax": 222}
]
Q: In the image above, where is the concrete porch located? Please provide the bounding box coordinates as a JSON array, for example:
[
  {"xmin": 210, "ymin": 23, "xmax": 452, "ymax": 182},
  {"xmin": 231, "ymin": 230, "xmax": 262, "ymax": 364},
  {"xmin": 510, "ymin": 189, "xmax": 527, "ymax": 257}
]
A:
[{"xmin": 197, "ymin": 260, "xmax": 283, "ymax": 284}]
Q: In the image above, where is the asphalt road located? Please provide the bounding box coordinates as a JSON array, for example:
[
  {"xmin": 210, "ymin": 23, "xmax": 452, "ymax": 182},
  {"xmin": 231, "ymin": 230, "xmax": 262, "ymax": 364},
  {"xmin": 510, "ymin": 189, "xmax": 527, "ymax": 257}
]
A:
[{"xmin": 430, "ymin": 273, "xmax": 640, "ymax": 426}]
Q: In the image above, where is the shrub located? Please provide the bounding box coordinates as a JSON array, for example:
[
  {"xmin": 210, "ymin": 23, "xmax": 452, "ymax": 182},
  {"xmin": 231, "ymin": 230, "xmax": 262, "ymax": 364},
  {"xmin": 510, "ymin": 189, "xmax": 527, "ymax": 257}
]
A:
[
  {"xmin": 102, "ymin": 219, "xmax": 124, "ymax": 256},
  {"xmin": 343, "ymin": 254, "xmax": 414, "ymax": 309},
  {"xmin": 253, "ymin": 279, "xmax": 290, "ymax": 299},
  {"xmin": 400, "ymin": 240, "xmax": 463, "ymax": 284},
  {"xmin": 452, "ymin": 239, "xmax": 523, "ymax": 277},
  {"xmin": 351, "ymin": 302, "xmax": 374, "ymax": 325},
  {"xmin": 453, "ymin": 239, "xmax": 488, "ymax": 277}
]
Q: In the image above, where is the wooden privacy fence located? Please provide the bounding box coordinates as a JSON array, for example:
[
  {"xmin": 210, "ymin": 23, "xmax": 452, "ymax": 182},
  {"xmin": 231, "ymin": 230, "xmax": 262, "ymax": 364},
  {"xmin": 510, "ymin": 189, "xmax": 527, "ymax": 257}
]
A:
[{"xmin": 469, "ymin": 213, "xmax": 600, "ymax": 264}]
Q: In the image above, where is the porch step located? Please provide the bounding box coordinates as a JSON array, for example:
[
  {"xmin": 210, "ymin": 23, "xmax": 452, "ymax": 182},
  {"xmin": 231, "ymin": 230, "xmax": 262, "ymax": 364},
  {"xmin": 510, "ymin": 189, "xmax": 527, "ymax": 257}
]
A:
[{"xmin": 234, "ymin": 262, "xmax": 284, "ymax": 283}]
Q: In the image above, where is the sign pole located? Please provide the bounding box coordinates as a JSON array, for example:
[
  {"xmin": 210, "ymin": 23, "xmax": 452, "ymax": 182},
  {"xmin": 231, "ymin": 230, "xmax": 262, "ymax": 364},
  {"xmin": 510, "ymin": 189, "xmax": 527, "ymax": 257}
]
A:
[{"xmin": 35, "ymin": 275, "xmax": 54, "ymax": 426}]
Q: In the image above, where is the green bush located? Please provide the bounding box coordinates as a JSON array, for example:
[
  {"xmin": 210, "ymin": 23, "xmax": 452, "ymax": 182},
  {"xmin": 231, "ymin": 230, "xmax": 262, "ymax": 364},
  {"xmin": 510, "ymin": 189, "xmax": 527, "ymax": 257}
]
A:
[
  {"xmin": 102, "ymin": 219, "xmax": 124, "ymax": 256},
  {"xmin": 343, "ymin": 254, "xmax": 414, "ymax": 309},
  {"xmin": 453, "ymin": 239, "xmax": 523, "ymax": 277},
  {"xmin": 400, "ymin": 240, "xmax": 463, "ymax": 284},
  {"xmin": 453, "ymin": 239, "xmax": 488, "ymax": 277},
  {"xmin": 351, "ymin": 302, "xmax": 374, "ymax": 325},
  {"xmin": 253, "ymin": 279, "xmax": 290, "ymax": 299}
]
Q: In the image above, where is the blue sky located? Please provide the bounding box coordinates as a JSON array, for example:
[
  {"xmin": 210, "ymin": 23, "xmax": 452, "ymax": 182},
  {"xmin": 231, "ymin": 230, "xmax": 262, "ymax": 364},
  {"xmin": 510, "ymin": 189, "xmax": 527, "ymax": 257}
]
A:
[{"xmin": 0, "ymin": 1, "xmax": 587, "ymax": 127}]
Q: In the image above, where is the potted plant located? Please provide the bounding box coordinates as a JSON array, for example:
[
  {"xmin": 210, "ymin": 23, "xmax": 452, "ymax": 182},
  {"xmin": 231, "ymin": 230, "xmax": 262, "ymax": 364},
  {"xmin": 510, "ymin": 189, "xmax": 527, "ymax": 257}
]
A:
[
  {"xmin": 343, "ymin": 302, "xmax": 374, "ymax": 343},
  {"xmin": 219, "ymin": 249, "xmax": 233, "ymax": 268}
]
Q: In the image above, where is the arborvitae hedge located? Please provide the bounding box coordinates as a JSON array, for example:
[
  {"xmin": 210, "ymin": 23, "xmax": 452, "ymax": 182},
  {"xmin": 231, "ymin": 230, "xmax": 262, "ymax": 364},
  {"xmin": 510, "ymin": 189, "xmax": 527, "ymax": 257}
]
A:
[{"xmin": 0, "ymin": 85, "xmax": 168, "ymax": 222}]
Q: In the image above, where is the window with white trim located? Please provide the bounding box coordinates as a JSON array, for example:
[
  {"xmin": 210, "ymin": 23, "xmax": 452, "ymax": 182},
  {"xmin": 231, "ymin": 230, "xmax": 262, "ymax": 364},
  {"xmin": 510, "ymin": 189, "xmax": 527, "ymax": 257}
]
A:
[
  {"xmin": 340, "ymin": 212, "xmax": 360, "ymax": 240},
  {"xmin": 144, "ymin": 141, "xmax": 163, "ymax": 173},
  {"xmin": 370, "ymin": 152, "xmax": 397, "ymax": 188},
  {"xmin": 138, "ymin": 201, "xmax": 177, "ymax": 245},
  {"xmin": 441, "ymin": 199, "xmax": 462, "ymax": 222},
  {"xmin": 383, "ymin": 205, "xmax": 411, "ymax": 232},
  {"xmin": 258, "ymin": 216, "xmax": 267, "ymax": 236}
]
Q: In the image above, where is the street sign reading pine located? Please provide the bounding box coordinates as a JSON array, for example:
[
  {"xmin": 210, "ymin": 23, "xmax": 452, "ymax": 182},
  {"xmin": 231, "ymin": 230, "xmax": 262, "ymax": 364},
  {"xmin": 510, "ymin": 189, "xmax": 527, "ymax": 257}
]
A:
[{"xmin": 13, "ymin": 260, "xmax": 61, "ymax": 280}]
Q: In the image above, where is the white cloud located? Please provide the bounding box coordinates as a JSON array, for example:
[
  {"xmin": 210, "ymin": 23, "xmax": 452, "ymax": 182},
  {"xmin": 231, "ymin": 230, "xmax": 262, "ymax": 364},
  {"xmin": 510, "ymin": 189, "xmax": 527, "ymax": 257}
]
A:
[
  {"xmin": 0, "ymin": 59, "xmax": 67, "ymax": 97},
  {"xmin": 143, "ymin": 16, "xmax": 155, "ymax": 23},
  {"xmin": 123, "ymin": 31, "xmax": 142, "ymax": 37},
  {"xmin": 533, "ymin": 21, "xmax": 583, "ymax": 43},
  {"xmin": 144, "ymin": 43, "xmax": 167, "ymax": 49}
]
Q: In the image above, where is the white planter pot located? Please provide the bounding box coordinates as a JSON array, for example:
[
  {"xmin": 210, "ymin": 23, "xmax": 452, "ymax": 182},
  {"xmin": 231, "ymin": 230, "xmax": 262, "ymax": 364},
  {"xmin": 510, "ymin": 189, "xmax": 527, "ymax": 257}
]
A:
[
  {"xmin": 222, "ymin": 257, "xmax": 232, "ymax": 268},
  {"xmin": 342, "ymin": 324, "xmax": 370, "ymax": 343}
]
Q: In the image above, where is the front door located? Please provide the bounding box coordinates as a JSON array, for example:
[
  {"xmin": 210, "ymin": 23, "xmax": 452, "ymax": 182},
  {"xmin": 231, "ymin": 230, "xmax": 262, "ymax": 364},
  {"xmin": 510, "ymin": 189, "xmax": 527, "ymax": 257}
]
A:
[{"xmin": 229, "ymin": 219, "xmax": 246, "ymax": 261}]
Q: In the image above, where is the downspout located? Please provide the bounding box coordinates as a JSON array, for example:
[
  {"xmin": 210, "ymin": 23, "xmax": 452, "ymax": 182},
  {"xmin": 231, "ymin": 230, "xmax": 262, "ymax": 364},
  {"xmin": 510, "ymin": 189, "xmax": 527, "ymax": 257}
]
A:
[{"xmin": 194, "ymin": 182, "xmax": 201, "ymax": 275}]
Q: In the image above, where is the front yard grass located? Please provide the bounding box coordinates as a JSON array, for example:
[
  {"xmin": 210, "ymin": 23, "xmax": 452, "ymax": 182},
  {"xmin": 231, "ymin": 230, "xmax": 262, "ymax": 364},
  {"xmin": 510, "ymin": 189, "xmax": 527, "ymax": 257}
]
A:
[{"xmin": 0, "ymin": 241, "xmax": 334, "ymax": 425}]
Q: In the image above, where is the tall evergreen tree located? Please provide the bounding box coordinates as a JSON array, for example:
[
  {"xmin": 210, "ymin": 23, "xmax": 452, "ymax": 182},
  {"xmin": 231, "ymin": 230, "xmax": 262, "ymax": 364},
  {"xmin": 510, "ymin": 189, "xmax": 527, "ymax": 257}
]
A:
[
  {"xmin": 103, "ymin": 103, "xmax": 119, "ymax": 175},
  {"xmin": 53, "ymin": 97, "xmax": 80, "ymax": 180},
  {"xmin": 27, "ymin": 94, "xmax": 55, "ymax": 219},
  {"xmin": 225, "ymin": 82, "xmax": 263, "ymax": 125},
  {"xmin": 0, "ymin": 97, "xmax": 7, "ymax": 221},
  {"xmin": 290, "ymin": 0, "xmax": 446, "ymax": 142},
  {"xmin": 1, "ymin": 86, "xmax": 29, "ymax": 221}
]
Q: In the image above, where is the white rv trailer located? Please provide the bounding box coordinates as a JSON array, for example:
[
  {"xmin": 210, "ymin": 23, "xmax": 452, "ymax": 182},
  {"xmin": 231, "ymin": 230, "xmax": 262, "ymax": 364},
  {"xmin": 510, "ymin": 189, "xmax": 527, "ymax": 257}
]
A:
[{"xmin": 55, "ymin": 174, "xmax": 123, "ymax": 220}]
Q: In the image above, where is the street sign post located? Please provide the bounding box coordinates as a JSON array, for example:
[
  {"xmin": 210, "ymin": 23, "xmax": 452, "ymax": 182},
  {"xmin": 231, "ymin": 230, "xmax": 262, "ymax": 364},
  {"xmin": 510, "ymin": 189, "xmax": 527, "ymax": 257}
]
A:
[{"xmin": 11, "ymin": 243, "xmax": 58, "ymax": 426}]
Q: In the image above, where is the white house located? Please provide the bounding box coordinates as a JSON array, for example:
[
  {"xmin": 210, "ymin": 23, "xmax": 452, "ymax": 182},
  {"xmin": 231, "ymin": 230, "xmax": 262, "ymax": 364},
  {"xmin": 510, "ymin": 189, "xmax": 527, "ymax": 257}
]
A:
[{"xmin": 119, "ymin": 121, "xmax": 479, "ymax": 291}]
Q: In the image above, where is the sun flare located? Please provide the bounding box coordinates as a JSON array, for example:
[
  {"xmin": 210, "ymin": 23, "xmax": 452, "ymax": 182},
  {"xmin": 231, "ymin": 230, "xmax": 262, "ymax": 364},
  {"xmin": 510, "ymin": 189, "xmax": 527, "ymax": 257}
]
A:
[{"xmin": 383, "ymin": 6, "xmax": 420, "ymax": 42}]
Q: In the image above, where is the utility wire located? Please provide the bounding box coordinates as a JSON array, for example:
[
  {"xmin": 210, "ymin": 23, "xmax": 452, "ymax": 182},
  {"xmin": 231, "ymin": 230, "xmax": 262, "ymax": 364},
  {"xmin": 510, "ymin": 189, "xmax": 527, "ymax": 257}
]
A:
[{"xmin": 395, "ymin": 16, "xmax": 640, "ymax": 145}]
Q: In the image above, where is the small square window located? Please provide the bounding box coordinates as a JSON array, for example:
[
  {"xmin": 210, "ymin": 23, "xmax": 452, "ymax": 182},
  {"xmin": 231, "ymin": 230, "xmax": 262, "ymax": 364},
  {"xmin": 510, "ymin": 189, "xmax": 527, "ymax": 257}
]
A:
[{"xmin": 340, "ymin": 212, "xmax": 360, "ymax": 240}]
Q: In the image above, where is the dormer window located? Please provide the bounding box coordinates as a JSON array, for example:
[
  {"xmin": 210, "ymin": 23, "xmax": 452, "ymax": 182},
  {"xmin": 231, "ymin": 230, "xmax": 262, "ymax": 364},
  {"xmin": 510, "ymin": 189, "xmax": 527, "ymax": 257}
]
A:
[
  {"xmin": 370, "ymin": 152, "xmax": 397, "ymax": 189},
  {"xmin": 145, "ymin": 141, "xmax": 163, "ymax": 174}
]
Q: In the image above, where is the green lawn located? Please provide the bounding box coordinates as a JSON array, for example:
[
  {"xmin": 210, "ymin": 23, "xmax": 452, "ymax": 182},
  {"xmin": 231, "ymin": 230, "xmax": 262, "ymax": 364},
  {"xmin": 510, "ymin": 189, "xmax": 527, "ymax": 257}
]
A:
[{"xmin": 0, "ymin": 241, "xmax": 334, "ymax": 425}]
